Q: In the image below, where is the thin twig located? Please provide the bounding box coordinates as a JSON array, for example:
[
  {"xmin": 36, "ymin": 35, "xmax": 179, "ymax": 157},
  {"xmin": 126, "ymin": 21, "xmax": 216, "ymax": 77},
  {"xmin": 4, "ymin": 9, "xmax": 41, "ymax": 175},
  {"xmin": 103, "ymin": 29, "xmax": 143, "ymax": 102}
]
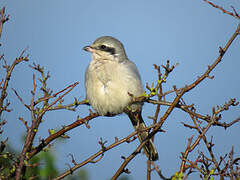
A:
[
  {"xmin": 28, "ymin": 113, "xmax": 99, "ymax": 159},
  {"xmin": 0, "ymin": 51, "xmax": 28, "ymax": 117},
  {"xmin": 203, "ymin": 0, "xmax": 240, "ymax": 19}
]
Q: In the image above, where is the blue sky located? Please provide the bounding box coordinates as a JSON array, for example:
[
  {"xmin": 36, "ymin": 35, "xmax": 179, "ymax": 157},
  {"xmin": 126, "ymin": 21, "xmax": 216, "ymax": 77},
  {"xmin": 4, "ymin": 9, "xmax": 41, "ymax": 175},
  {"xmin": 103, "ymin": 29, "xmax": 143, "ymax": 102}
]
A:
[{"xmin": 1, "ymin": 0, "xmax": 240, "ymax": 179}]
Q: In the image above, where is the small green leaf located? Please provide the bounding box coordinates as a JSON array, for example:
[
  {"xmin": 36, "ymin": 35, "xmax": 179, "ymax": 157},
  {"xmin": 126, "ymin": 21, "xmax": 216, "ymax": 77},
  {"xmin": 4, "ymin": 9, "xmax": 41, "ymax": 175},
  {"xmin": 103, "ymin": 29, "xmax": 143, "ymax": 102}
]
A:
[
  {"xmin": 210, "ymin": 168, "xmax": 215, "ymax": 175},
  {"xmin": 10, "ymin": 165, "xmax": 16, "ymax": 173},
  {"xmin": 49, "ymin": 129, "xmax": 55, "ymax": 135},
  {"xmin": 2, "ymin": 154, "xmax": 8, "ymax": 158},
  {"xmin": 150, "ymin": 91, "xmax": 156, "ymax": 96},
  {"xmin": 24, "ymin": 160, "xmax": 28, "ymax": 166},
  {"xmin": 141, "ymin": 92, "xmax": 149, "ymax": 98},
  {"xmin": 43, "ymin": 147, "xmax": 50, "ymax": 152}
]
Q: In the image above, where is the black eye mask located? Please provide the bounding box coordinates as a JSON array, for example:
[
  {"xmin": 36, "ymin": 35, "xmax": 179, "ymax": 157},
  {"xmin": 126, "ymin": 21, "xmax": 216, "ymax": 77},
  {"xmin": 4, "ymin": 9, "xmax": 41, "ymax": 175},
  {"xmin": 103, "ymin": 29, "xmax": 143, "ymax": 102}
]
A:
[{"xmin": 98, "ymin": 45, "xmax": 116, "ymax": 55}]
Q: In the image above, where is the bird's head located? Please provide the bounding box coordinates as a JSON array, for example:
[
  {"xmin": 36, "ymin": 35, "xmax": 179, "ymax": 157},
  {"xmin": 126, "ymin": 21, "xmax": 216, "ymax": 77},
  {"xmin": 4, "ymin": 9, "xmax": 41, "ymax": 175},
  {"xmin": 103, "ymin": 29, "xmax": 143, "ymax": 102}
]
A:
[{"xmin": 83, "ymin": 36, "xmax": 127, "ymax": 62}]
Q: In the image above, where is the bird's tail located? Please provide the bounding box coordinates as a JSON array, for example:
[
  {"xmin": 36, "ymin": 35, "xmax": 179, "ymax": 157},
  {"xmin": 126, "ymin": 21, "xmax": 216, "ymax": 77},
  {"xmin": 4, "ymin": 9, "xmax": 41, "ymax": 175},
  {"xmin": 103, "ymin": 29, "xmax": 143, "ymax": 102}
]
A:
[{"xmin": 127, "ymin": 110, "xmax": 158, "ymax": 161}]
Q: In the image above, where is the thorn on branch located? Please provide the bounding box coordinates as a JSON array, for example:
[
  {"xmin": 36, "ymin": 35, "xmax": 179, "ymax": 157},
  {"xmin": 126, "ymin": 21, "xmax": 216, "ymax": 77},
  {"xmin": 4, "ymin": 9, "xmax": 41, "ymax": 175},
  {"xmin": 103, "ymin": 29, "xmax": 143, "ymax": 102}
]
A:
[
  {"xmin": 232, "ymin": 158, "xmax": 240, "ymax": 165},
  {"xmin": 181, "ymin": 122, "xmax": 197, "ymax": 129},
  {"xmin": 115, "ymin": 137, "xmax": 119, "ymax": 143},
  {"xmin": 19, "ymin": 117, "xmax": 29, "ymax": 130},
  {"xmin": 98, "ymin": 137, "xmax": 107, "ymax": 152},
  {"xmin": 207, "ymin": 74, "xmax": 214, "ymax": 79},
  {"xmin": 231, "ymin": 7, "xmax": 240, "ymax": 20},
  {"xmin": 68, "ymin": 153, "xmax": 77, "ymax": 166},
  {"xmin": 214, "ymin": 99, "xmax": 239, "ymax": 118},
  {"xmin": 0, "ymin": 7, "xmax": 10, "ymax": 24},
  {"xmin": 122, "ymin": 168, "xmax": 131, "ymax": 174},
  {"xmin": 0, "ymin": 138, "xmax": 7, "ymax": 152},
  {"xmin": 29, "ymin": 63, "xmax": 44, "ymax": 73},
  {"xmin": 77, "ymin": 115, "xmax": 90, "ymax": 129},
  {"xmin": 126, "ymin": 135, "xmax": 137, "ymax": 143},
  {"xmin": 219, "ymin": 154, "xmax": 228, "ymax": 168},
  {"xmin": 0, "ymin": 120, "xmax": 6, "ymax": 135},
  {"xmin": 209, "ymin": 136, "xmax": 214, "ymax": 149},
  {"xmin": 84, "ymin": 120, "xmax": 90, "ymax": 129},
  {"xmin": 203, "ymin": 0, "xmax": 240, "ymax": 19},
  {"xmin": 173, "ymin": 85, "xmax": 181, "ymax": 95},
  {"xmin": 161, "ymin": 60, "xmax": 178, "ymax": 74},
  {"xmin": 88, "ymin": 109, "xmax": 95, "ymax": 116},
  {"xmin": 219, "ymin": 46, "xmax": 225, "ymax": 56},
  {"xmin": 0, "ymin": 54, "xmax": 4, "ymax": 61},
  {"xmin": 121, "ymin": 156, "xmax": 126, "ymax": 160}
]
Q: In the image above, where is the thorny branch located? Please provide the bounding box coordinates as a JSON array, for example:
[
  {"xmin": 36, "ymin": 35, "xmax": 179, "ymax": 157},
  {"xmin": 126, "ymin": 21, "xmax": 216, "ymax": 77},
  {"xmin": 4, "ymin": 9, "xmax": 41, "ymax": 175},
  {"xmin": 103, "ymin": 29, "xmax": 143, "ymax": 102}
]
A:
[
  {"xmin": 27, "ymin": 112, "xmax": 99, "ymax": 160},
  {"xmin": 0, "ymin": 2, "xmax": 239, "ymax": 180},
  {"xmin": 204, "ymin": 0, "xmax": 240, "ymax": 19},
  {"xmin": 0, "ymin": 7, "xmax": 9, "ymax": 40},
  {"xmin": 52, "ymin": 18, "xmax": 240, "ymax": 179},
  {"xmin": 109, "ymin": 19, "xmax": 240, "ymax": 180},
  {"xmin": 179, "ymin": 100, "xmax": 239, "ymax": 179},
  {"xmin": 0, "ymin": 48, "xmax": 29, "ymax": 117},
  {"xmin": 53, "ymin": 125, "xmax": 156, "ymax": 180},
  {"xmin": 12, "ymin": 62, "xmax": 87, "ymax": 179}
]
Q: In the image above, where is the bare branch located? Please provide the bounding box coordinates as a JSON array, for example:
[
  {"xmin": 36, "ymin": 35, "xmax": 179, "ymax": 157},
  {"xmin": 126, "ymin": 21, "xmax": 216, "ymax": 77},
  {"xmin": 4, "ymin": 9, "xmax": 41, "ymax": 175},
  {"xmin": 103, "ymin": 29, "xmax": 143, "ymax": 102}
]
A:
[{"xmin": 203, "ymin": 0, "xmax": 240, "ymax": 19}]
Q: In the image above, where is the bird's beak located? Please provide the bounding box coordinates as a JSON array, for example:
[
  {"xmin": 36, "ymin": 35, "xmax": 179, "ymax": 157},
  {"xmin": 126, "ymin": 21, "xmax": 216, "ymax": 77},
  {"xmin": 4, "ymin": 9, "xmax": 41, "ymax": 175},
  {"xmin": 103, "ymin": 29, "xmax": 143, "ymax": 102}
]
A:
[{"xmin": 83, "ymin": 45, "xmax": 94, "ymax": 52}]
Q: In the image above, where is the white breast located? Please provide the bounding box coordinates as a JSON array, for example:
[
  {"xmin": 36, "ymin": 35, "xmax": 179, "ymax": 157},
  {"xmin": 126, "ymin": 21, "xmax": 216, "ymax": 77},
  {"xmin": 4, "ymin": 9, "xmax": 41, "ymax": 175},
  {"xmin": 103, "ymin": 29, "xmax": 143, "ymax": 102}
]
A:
[{"xmin": 85, "ymin": 59, "xmax": 143, "ymax": 115}]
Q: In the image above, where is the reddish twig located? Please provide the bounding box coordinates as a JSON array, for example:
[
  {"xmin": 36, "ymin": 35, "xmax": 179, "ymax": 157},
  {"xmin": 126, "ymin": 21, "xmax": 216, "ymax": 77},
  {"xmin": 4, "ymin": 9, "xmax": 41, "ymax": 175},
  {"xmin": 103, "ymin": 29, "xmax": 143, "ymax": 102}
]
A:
[
  {"xmin": 15, "ymin": 74, "xmax": 37, "ymax": 180},
  {"xmin": 28, "ymin": 113, "xmax": 99, "ymax": 160},
  {"xmin": 54, "ymin": 129, "xmax": 140, "ymax": 180},
  {"xmin": 110, "ymin": 20, "xmax": 240, "ymax": 180},
  {"xmin": 0, "ymin": 51, "xmax": 28, "ymax": 117},
  {"xmin": 12, "ymin": 88, "xmax": 31, "ymax": 110},
  {"xmin": 180, "ymin": 136, "xmax": 194, "ymax": 173},
  {"xmin": 203, "ymin": 0, "xmax": 240, "ymax": 19},
  {"xmin": 54, "ymin": 123, "xmax": 158, "ymax": 180},
  {"xmin": 151, "ymin": 162, "xmax": 171, "ymax": 180}
]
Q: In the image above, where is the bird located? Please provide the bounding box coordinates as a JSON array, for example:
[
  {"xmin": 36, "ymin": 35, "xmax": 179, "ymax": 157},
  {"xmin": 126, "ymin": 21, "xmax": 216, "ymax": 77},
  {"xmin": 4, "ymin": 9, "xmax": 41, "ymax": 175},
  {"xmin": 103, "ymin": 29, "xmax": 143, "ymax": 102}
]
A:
[{"xmin": 83, "ymin": 36, "xmax": 158, "ymax": 161}]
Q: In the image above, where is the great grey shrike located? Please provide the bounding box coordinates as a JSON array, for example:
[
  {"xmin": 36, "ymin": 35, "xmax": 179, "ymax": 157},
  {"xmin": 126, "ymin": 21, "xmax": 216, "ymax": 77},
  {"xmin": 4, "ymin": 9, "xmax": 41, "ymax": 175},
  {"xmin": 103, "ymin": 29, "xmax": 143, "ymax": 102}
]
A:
[{"xmin": 83, "ymin": 36, "xmax": 158, "ymax": 161}]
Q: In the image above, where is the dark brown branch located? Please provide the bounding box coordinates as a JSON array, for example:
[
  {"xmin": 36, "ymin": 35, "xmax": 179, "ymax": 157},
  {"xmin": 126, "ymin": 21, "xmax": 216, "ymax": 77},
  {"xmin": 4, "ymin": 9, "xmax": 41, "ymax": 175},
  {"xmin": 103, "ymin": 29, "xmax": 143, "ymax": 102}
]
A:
[
  {"xmin": 12, "ymin": 88, "xmax": 31, "ymax": 110},
  {"xmin": 47, "ymin": 99, "xmax": 87, "ymax": 111},
  {"xmin": 0, "ymin": 51, "xmax": 28, "ymax": 117},
  {"xmin": 147, "ymin": 160, "xmax": 151, "ymax": 180},
  {"xmin": 54, "ymin": 123, "xmax": 158, "ymax": 180},
  {"xmin": 152, "ymin": 162, "xmax": 171, "ymax": 180},
  {"xmin": 111, "ymin": 134, "xmax": 154, "ymax": 180},
  {"xmin": 180, "ymin": 136, "xmax": 194, "ymax": 173},
  {"xmin": 28, "ymin": 113, "xmax": 99, "ymax": 160},
  {"xmin": 15, "ymin": 78, "xmax": 79, "ymax": 179},
  {"xmin": 15, "ymin": 74, "xmax": 36, "ymax": 180},
  {"xmin": 37, "ymin": 82, "xmax": 79, "ymax": 120},
  {"xmin": 185, "ymin": 23, "xmax": 240, "ymax": 93},
  {"xmin": 148, "ymin": 99, "xmax": 210, "ymax": 121},
  {"xmin": 54, "ymin": 127, "xmax": 143, "ymax": 180},
  {"xmin": 120, "ymin": 20, "xmax": 240, "ymax": 180},
  {"xmin": 151, "ymin": 22, "xmax": 240, "ymax": 132}
]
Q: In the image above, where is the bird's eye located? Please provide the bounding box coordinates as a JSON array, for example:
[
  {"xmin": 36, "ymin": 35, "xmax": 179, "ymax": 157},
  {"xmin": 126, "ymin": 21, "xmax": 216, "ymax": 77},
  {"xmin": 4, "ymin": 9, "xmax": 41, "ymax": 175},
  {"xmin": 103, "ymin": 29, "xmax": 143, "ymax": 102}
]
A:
[{"xmin": 100, "ymin": 45, "xmax": 107, "ymax": 49}]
